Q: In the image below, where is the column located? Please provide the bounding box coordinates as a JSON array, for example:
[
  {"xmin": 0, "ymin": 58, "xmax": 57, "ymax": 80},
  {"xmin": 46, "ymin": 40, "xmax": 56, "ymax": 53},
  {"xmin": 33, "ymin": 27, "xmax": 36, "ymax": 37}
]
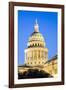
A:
[
  {"xmin": 43, "ymin": 51, "xmax": 45, "ymax": 60},
  {"xmin": 40, "ymin": 51, "xmax": 41, "ymax": 60},
  {"xmin": 39, "ymin": 50, "xmax": 40, "ymax": 59},
  {"xmin": 33, "ymin": 50, "xmax": 34, "ymax": 60},
  {"xmin": 31, "ymin": 51, "xmax": 32, "ymax": 60},
  {"xmin": 28, "ymin": 51, "xmax": 30, "ymax": 60},
  {"xmin": 28, "ymin": 51, "xmax": 29, "ymax": 61},
  {"xmin": 25, "ymin": 52, "xmax": 26, "ymax": 62},
  {"xmin": 46, "ymin": 52, "xmax": 47, "ymax": 60},
  {"xmin": 45, "ymin": 52, "xmax": 47, "ymax": 62},
  {"xmin": 36, "ymin": 50, "xmax": 38, "ymax": 60},
  {"xmin": 26, "ymin": 52, "xmax": 27, "ymax": 61},
  {"xmin": 38, "ymin": 50, "xmax": 39, "ymax": 59},
  {"xmin": 35, "ymin": 50, "xmax": 37, "ymax": 60},
  {"xmin": 42, "ymin": 51, "xmax": 44, "ymax": 59},
  {"xmin": 29, "ymin": 51, "xmax": 30, "ymax": 60},
  {"xmin": 32, "ymin": 51, "xmax": 33, "ymax": 60},
  {"xmin": 43, "ymin": 51, "xmax": 44, "ymax": 60},
  {"xmin": 41, "ymin": 51, "xmax": 43, "ymax": 60},
  {"xmin": 34, "ymin": 50, "xmax": 36, "ymax": 60}
]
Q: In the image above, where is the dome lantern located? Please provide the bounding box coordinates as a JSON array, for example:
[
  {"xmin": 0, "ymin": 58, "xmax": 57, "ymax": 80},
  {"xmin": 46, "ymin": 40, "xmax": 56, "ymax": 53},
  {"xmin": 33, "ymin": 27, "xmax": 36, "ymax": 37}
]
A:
[{"xmin": 34, "ymin": 19, "xmax": 39, "ymax": 32}]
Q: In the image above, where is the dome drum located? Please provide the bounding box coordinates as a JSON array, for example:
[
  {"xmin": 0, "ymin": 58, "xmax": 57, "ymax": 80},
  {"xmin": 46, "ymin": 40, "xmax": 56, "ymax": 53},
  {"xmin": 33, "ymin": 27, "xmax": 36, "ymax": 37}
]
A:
[{"xmin": 27, "ymin": 41, "xmax": 45, "ymax": 48}]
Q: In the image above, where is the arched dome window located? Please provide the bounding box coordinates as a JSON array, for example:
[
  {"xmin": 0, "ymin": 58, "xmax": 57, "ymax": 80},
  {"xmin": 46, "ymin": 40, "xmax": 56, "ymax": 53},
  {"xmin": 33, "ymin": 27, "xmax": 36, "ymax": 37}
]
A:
[
  {"xmin": 38, "ymin": 43, "xmax": 39, "ymax": 46},
  {"xmin": 35, "ymin": 43, "xmax": 37, "ymax": 47},
  {"xmin": 33, "ymin": 44, "xmax": 34, "ymax": 47}
]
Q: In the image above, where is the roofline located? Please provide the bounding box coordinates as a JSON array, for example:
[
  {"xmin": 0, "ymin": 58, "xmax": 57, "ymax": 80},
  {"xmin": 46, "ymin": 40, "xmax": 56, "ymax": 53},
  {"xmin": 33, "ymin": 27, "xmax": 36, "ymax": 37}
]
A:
[{"xmin": 45, "ymin": 55, "xmax": 57, "ymax": 64}]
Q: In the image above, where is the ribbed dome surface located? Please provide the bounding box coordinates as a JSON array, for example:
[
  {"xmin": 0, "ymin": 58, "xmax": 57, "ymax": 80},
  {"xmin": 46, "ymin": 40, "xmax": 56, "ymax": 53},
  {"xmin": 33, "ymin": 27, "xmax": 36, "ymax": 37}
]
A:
[
  {"xmin": 28, "ymin": 32, "xmax": 44, "ymax": 42},
  {"xmin": 27, "ymin": 32, "xmax": 45, "ymax": 48}
]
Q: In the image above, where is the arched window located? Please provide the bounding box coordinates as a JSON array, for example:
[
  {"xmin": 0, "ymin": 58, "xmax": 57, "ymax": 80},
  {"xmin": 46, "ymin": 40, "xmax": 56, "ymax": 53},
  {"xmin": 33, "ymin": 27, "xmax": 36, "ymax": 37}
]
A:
[
  {"xmin": 34, "ymin": 50, "xmax": 37, "ymax": 59},
  {"xmin": 35, "ymin": 43, "xmax": 37, "ymax": 47},
  {"xmin": 38, "ymin": 43, "xmax": 39, "ymax": 46},
  {"xmin": 33, "ymin": 44, "xmax": 34, "ymax": 47},
  {"xmin": 38, "ymin": 50, "xmax": 40, "ymax": 58},
  {"xmin": 42, "ymin": 62, "xmax": 44, "ymax": 64},
  {"xmin": 28, "ymin": 57, "xmax": 29, "ymax": 60},
  {"xmin": 35, "ymin": 62, "xmax": 36, "ymax": 64}
]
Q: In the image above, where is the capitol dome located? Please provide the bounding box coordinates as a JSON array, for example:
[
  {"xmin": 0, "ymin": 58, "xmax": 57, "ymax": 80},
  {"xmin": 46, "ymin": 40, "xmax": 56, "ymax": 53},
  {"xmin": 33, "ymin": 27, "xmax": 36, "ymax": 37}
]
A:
[
  {"xmin": 27, "ymin": 20, "xmax": 45, "ymax": 48},
  {"xmin": 24, "ymin": 20, "xmax": 48, "ymax": 66},
  {"xmin": 28, "ymin": 32, "xmax": 44, "ymax": 42}
]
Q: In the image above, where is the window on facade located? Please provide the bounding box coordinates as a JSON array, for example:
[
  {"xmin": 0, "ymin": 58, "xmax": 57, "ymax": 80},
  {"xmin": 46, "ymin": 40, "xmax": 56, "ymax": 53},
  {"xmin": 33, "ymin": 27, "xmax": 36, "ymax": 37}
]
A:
[
  {"xmin": 54, "ymin": 68, "xmax": 57, "ymax": 74},
  {"xmin": 49, "ymin": 70, "xmax": 52, "ymax": 74},
  {"xmin": 33, "ymin": 44, "xmax": 34, "ymax": 47},
  {"xmin": 38, "ymin": 50, "xmax": 40, "ymax": 58},
  {"xmin": 35, "ymin": 62, "xmax": 36, "ymax": 64},
  {"xmin": 42, "ymin": 53, "xmax": 43, "ymax": 58},
  {"xmin": 35, "ymin": 43, "xmax": 37, "ymax": 47},
  {"xmin": 28, "ymin": 57, "xmax": 29, "ymax": 60},
  {"xmin": 40, "ymin": 44, "xmax": 41, "ymax": 47},
  {"xmin": 31, "ymin": 57, "xmax": 32, "ymax": 60},
  {"xmin": 42, "ymin": 62, "xmax": 44, "ymax": 64},
  {"xmin": 34, "ymin": 51, "xmax": 37, "ymax": 59},
  {"xmin": 52, "ymin": 61, "xmax": 54, "ymax": 65},
  {"xmin": 39, "ymin": 62, "xmax": 40, "ymax": 64}
]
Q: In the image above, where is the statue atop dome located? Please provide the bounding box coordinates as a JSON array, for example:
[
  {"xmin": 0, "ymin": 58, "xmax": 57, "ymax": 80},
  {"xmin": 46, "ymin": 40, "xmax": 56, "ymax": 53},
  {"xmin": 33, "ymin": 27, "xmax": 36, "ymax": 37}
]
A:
[{"xmin": 34, "ymin": 19, "xmax": 39, "ymax": 32}]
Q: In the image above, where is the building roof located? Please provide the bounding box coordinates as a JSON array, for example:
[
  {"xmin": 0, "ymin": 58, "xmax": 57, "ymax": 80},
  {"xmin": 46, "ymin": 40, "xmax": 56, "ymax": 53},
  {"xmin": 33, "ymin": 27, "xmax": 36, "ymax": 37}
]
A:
[{"xmin": 45, "ymin": 55, "xmax": 57, "ymax": 64}]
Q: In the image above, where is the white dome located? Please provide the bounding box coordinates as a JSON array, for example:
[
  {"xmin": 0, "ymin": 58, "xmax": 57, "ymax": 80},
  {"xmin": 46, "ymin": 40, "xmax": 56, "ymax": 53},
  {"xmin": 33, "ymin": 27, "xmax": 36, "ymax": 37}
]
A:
[
  {"xmin": 28, "ymin": 32, "xmax": 44, "ymax": 42},
  {"xmin": 27, "ymin": 32, "xmax": 45, "ymax": 48}
]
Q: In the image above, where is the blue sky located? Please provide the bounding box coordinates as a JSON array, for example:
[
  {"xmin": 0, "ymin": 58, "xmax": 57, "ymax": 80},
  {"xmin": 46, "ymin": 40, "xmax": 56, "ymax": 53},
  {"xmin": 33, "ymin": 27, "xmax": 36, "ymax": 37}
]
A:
[{"xmin": 18, "ymin": 10, "xmax": 58, "ymax": 65}]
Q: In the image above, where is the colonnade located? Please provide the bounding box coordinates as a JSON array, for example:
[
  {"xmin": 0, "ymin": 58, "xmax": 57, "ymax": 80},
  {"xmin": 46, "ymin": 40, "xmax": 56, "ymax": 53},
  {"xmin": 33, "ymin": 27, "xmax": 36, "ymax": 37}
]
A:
[{"xmin": 25, "ymin": 50, "xmax": 48, "ymax": 64}]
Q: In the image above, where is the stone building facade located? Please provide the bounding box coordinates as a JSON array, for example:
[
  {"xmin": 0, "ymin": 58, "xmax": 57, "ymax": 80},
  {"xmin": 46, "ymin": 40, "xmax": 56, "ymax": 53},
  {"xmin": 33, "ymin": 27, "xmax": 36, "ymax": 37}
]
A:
[
  {"xmin": 18, "ymin": 55, "xmax": 57, "ymax": 77},
  {"xmin": 18, "ymin": 20, "xmax": 57, "ymax": 77},
  {"xmin": 43, "ymin": 55, "xmax": 57, "ymax": 76}
]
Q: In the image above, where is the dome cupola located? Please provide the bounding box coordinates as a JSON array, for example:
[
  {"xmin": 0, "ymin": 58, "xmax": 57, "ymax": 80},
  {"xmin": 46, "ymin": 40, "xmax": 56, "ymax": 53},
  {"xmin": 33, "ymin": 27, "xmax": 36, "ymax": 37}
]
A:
[{"xmin": 27, "ymin": 20, "xmax": 46, "ymax": 48}]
